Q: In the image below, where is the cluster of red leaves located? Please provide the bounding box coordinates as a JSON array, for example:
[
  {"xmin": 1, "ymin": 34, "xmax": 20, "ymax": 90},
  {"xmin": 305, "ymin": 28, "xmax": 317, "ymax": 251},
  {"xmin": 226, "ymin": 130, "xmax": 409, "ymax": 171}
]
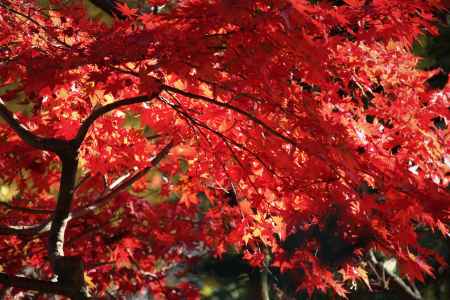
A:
[{"xmin": 0, "ymin": 0, "xmax": 449, "ymax": 298}]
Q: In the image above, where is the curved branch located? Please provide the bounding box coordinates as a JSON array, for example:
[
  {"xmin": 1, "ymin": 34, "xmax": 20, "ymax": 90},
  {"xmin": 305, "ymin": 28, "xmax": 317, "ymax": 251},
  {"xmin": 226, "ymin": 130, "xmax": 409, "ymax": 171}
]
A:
[
  {"xmin": 73, "ymin": 92, "xmax": 160, "ymax": 148},
  {"xmin": 110, "ymin": 67, "xmax": 296, "ymax": 147},
  {"xmin": 71, "ymin": 141, "xmax": 173, "ymax": 218},
  {"xmin": 161, "ymin": 95, "xmax": 277, "ymax": 175},
  {"xmin": 0, "ymin": 221, "xmax": 50, "ymax": 236},
  {"xmin": 0, "ymin": 100, "xmax": 65, "ymax": 152},
  {"xmin": 0, "ymin": 202, "xmax": 52, "ymax": 214},
  {"xmin": 161, "ymin": 84, "xmax": 299, "ymax": 147}
]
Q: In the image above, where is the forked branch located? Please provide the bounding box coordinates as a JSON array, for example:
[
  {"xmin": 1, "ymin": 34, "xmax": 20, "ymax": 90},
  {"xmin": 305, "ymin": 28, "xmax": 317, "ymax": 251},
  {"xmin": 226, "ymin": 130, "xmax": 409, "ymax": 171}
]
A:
[{"xmin": 0, "ymin": 92, "xmax": 164, "ymax": 299}]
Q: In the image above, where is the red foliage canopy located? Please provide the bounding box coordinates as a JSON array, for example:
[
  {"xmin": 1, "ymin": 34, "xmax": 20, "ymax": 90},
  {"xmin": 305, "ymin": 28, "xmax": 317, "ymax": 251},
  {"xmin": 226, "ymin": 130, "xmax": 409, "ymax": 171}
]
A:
[{"xmin": 0, "ymin": 0, "xmax": 449, "ymax": 299}]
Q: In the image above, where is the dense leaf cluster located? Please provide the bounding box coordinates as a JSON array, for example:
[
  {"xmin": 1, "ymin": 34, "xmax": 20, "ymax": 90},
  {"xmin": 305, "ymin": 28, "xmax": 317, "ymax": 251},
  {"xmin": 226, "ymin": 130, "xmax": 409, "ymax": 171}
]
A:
[{"xmin": 0, "ymin": 0, "xmax": 449, "ymax": 299}]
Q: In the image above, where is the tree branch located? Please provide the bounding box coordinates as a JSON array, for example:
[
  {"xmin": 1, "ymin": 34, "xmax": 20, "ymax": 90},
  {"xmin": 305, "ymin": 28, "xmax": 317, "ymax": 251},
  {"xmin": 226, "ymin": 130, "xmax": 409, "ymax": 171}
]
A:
[
  {"xmin": 0, "ymin": 221, "xmax": 51, "ymax": 236},
  {"xmin": 0, "ymin": 202, "xmax": 52, "ymax": 214},
  {"xmin": 48, "ymin": 151, "xmax": 78, "ymax": 260},
  {"xmin": 110, "ymin": 67, "xmax": 296, "ymax": 147},
  {"xmin": 0, "ymin": 99, "xmax": 66, "ymax": 152},
  {"xmin": 369, "ymin": 251, "xmax": 422, "ymax": 300},
  {"xmin": 160, "ymin": 95, "xmax": 277, "ymax": 176},
  {"xmin": 46, "ymin": 143, "xmax": 86, "ymax": 299},
  {"xmin": 88, "ymin": 0, "xmax": 126, "ymax": 20},
  {"xmin": 0, "ymin": 273, "xmax": 74, "ymax": 297},
  {"xmin": 161, "ymin": 84, "xmax": 299, "ymax": 147},
  {"xmin": 1, "ymin": 78, "xmax": 162, "ymax": 300},
  {"xmin": 0, "ymin": 141, "xmax": 172, "ymax": 237},
  {"xmin": 73, "ymin": 92, "xmax": 160, "ymax": 148},
  {"xmin": 89, "ymin": 0, "xmax": 178, "ymax": 19},
  {"xmin": 0, "ymin": 2, "xmax": 71, "ymax": 49},
  {"xmin": 261, "ymin": 248, "xmax": 271, "ymax": 300},
  {"xmin": 72, "ymin": 141, "xmax": 173, "ymax": 218}
]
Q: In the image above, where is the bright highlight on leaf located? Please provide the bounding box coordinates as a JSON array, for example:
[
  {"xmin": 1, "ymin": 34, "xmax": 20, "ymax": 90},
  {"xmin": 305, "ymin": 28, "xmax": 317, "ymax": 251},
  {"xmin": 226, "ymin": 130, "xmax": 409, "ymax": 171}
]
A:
[{"xmin": 0, "ymin": 182, "xmax": 19, "ymax": 202}]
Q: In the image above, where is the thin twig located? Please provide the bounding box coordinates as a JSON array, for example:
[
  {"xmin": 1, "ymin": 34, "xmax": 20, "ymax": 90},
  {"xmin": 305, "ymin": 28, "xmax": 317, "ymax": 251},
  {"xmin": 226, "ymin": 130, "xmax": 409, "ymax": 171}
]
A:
[
  {"xmin": 0, "ymin": 202, "xmax": 52, "ymax": 214},
  {"xmin": 161, "ymin": 84, "xmax": 299, "ymax": 147},
  {"xmin": 0, "ymin": 2, "xmax": 71, "ymax": 49},
  {"xmin": 369, "ymin": 250, "xmax": 422, "ymax": 300},
  {"xmin": 0, "ymin": 142, "xmax": 172, "ymax": 237}
]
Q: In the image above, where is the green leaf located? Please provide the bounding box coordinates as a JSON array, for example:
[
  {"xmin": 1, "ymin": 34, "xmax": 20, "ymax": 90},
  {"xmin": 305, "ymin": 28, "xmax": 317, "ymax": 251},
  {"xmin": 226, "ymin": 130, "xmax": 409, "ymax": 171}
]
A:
[
  {"xmin": 168, "ymin": 192, "xmax": 181, "ymax": 203},
  {"xmin": 4, "ymin": 92, "xmax": 34, "ymax": 116},
  {"xmin": 36, "ymin": 0, "xmax": 50, "ymax": 9},
  {"xmin": 0, "ymin": 81, "xmax": 20, "ymax": 96},
  {"xmin": 412, "ymin": 34, "xmax": 432, "ymax": 57},
  {"xmin": 416, "ymin": 57, "xmax": 437, "ymax": 70},
  {"xmin": 143, "ymin": 125, "xmax": 157, "ymax": 139},
  {"xmin": 122, "ymin": 112, "xmax": 141, "ymax": 129},
  {"xmin": 197, "ymin": 191, "xmax": 211, "ymax": 215},
  {"xmin": 178, "ymin": 158, "xmax": 189, "ymax": 173},
  {"xmin": 172, "ymin": 174, "xmax": 181, "ymax": 184}
]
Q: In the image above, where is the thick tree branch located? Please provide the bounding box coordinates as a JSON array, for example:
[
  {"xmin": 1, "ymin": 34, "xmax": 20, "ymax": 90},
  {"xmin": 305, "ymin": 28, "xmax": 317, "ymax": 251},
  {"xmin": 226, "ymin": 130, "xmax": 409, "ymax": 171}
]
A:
[
  {"xmin": 89, "ymin": 0, "xmax": 178, "ymax": 19},
  {"xmin": 0, "ymin": 141, "xmax": 172, "ymax": 237},
  {"xmin": 261, "ymin": 250, "xmax": 271, "ymax": 300},
  {"xmin": 73, "ymin": 92, "xmax": 160, "ymax": 148},
  {"xmin": 48, "ymin": 151, "xmax": 78, "ymax": 260},
  {"xmin": 1, "ymin": 88, "xmax": 163, "ymax": 299},
  {"xmin": 0, "ymin": 99, "xmax": 67, "ymax": 152},
  {"xmin": 45, "ymin": 152, "xmax": 87, "ymax": 300},
  {"xmin": 88, "ymin": 0, "xmax": 126, "ymax": 20},
  {"xmin": 0, "ymin": 273, "xmax": 74, "ymax": 297},
  {"xmin": 46, "ymin": 93, "xmax": 160, "ymax": 257}
]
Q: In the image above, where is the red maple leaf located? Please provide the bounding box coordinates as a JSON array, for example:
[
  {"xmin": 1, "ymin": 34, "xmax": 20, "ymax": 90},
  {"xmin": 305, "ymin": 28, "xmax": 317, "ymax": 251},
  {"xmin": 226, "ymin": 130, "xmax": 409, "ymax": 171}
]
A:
[
  {"xmin": 0, "ymin": 0, "xmax": 449, "ymax": 299},
  {"xmin": 116, "ymin": 3, "xmax": 138, "ymax": 17}
]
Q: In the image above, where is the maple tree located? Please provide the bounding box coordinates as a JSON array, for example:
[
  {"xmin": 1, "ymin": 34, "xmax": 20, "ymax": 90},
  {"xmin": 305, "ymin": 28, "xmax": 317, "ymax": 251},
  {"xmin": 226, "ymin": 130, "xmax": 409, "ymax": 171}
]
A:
[{"xmin": 0, "ymin": 0, "xmax": 449, "ymax": 299}]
